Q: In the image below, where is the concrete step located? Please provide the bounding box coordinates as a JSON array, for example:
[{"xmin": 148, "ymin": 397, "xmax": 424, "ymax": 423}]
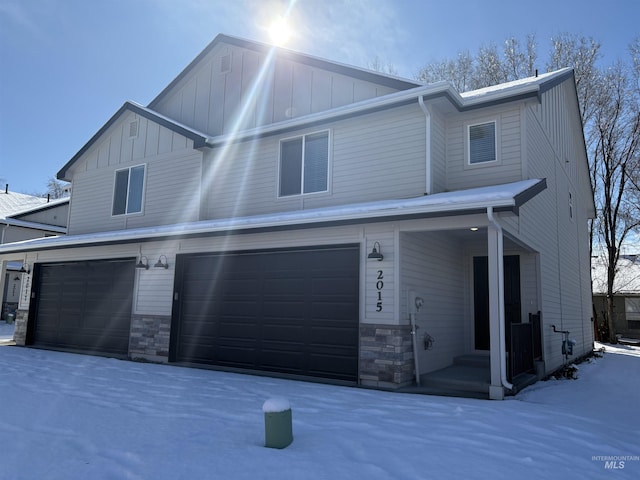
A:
[
  {"xmin": 453, "ymin": 354, "xmax": 491, "ymax": 368},
  {"xmin": 420, "ymin": 365, "xmax": 490, "ymax": 394}
]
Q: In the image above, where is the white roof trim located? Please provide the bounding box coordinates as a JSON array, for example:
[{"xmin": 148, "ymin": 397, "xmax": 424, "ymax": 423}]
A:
[
  {"xmin": 204, "ymin": 69, "xmax": 572, "ymax": 147},
  {"xmin": 0, "ymin": 179, "xmax": 543, "ymax": 254},
  {"xmin": 1, "ymin": 218, "xmax": 67, "ymax": 234}
]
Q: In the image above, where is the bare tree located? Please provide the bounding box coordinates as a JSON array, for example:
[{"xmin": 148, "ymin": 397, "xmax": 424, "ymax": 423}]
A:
[
  {"xmin": 547, "ymin": 33, "xmax": 602, "ymax": 125},
  {"xmin": 367, "ymin": 56, "xmax": 398, "ymax": 76},
  {"xmin": 46, "ymin": 177, "xmax": 69, "ymax": 199},
  {"xmin": 416, "ymin": 51, "xmax": 473, "ymax": 91},
  {"xmin": 416, "ymin": 35, "xmax": 537, "ymax": 91},
  {"xmin": 591, "ymin": 58, "xmax": 640, "ymax": 342},
  {"xmin": 415, "ymin": 32, "xmax": 640, "ymax": 343}
]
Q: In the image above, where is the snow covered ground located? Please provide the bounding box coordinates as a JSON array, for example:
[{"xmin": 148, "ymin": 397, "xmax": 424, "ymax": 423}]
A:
[{"xmin": 0, "ymin": 323, "xmax": 638, "ymax": 479}]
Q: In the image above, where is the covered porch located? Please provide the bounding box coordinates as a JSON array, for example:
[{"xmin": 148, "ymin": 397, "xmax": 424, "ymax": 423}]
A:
[{"xmin": 398, "ymin": 217, "xmax": 544, "ymax": 400}]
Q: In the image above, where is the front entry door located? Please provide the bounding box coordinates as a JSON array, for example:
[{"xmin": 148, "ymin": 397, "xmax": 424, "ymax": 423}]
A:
[{"xmin": 473, "ymin": 255, "xmax": 521, "ymax": 351}]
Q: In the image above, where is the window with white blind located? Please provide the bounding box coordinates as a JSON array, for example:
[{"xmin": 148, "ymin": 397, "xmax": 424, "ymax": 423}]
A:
[
  {"xmin": 279, "ymin": 131, "xmax": 329, "ymax": 197},
  {"xmin": 467, "ymin": 121, "xmax": 497, "ymax": 165},
  {"xmin": 112, "ymin": 164, "xmax": 146, "ymax": 216}
]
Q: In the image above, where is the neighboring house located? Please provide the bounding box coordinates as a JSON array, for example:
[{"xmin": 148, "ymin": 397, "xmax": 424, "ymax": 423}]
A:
[
  {"xmin": 0, "ymin": 34, "xmax": 595, "ymax": 400},
  {"xmin": 0, "ymin": 190, "xmax": 68, "ymax": 319},
  {"xmin": 592, "ymin": 254, "xmax": 640, "ymax": 342}
]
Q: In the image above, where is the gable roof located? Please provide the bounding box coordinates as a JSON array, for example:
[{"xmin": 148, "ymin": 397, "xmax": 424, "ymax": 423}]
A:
[
  {"xmin": 8, "ymin": 196, "xmax": 69, "ymax": 219},
  {"xmin": 56, "ymin": 101, "xmax": 209, "ymax": 181},
  {"xmin": 0, "ymin": 178, "xmax": 545, "ymax": 254},
  {"xmin": 55, "ymin": 31, "xmax": 579, "ymax": 186},
  {"xmin": 148, "ymin": 34, "xmax": 421, "ymax": 110},
  {"xmin": 0, "ymin": 191, "xmax": 47, "ymax": 219}
]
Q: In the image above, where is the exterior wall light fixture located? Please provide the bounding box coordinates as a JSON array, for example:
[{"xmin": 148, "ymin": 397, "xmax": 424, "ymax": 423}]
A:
[
  {"xmin": 368, "ymin": 242, "xmax": 384, "ymax": 261},
  {"xmin": 154, "ymin": 255, "xmax": 169, "ymax": 269},
  {"xmin": 135, "ymin": 256, "xmax": 149, "ymax": 270}
]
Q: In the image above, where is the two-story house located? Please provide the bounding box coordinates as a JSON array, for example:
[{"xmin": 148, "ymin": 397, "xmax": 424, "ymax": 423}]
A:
[
  {"xmin": 0, "ymin": 34, "xmax": 594, "ymax": 399},
  {"xmin": 1, "ymin": 190, "xmax": 68, "ymax": 320}
]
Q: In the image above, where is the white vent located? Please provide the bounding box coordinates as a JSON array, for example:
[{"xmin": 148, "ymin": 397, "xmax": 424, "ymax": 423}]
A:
[
  {"xmin": 220, "ymin": 53, "xmax": 231, "ymax": 74},
  {"xmin": 128, "ymin": 120, "xmax": 139, "ymax": 139}
]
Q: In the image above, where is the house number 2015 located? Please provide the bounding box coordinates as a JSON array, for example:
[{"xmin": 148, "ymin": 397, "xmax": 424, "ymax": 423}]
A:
[{"xmin": 376, "ymin": 270, "xmax": 384, "ymax": 312}]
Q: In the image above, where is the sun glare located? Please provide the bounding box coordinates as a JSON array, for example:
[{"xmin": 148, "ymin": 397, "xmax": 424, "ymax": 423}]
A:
[{"xmin": 269, "ymin": 16, "xmax": 292, "ymax": 46}]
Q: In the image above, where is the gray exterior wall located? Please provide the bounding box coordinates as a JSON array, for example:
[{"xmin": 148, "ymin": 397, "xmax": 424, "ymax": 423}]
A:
[
  {"xmin": 593, "ymin": 294, "xmax": 640, "ymax": 339},
  {"xmin": 66, "ymin": 112, "xmax": 202, "ymax": 235},
  {"xmin": 201, "ymin": 104, "xmax": 427, "ymax": 220},
  {"xmin": 1, "ymin": 225, "xmax": 60, "ymax": 243},
  {"xmin": 12, "ymin": 203, "xmax": 69, "ymax": 228},
  {"xmin": 514, "ymin": 86, "xmax": 594, "ymax": 371},
  {"xmin": 151, "ymin": 42, "xmax": 400, "ymax": 138},
  {"xmin": 445, "ymin": 105, "xmax": 523, "ymax": 191},
  {"xmin": 400, "ymin": 231, "xmax": 467, "ymax": 374}
]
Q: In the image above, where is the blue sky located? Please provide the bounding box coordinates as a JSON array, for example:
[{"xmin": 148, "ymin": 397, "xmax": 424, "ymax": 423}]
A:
[{"xmin": 1, "ymin": 0, "xmax": 638, "ymax": 194}]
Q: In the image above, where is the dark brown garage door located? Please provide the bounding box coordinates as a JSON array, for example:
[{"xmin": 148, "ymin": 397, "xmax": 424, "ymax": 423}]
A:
[
  {"xmin": 29, "ymin": 259, "xmax": 135, "ymax": 355},
  {"xmin": 170, "ymin": 245, "xmax": 359, "ymax": 382}
]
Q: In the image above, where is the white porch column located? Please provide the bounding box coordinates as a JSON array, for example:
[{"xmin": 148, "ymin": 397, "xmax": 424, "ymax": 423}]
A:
[{"xmin": 487, "ymin": 225, "xmax": 505, "ymax": 400}]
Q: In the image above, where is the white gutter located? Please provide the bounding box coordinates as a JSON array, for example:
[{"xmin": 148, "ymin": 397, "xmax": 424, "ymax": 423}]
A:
[
  {"xmin": 202, "ymin": 70, "xmax": 554, "ymax": 149},
  {"xmin": 0, "ymin": 179, "xmax": 543, "ymax": 255},
  {"xmin": 418, "ymin": 96, "xmax": 432, "ymax": 195},
  {"xmin": 205, "ymin": 82, "xmax": 454, "ymax": 147},
  {"xmin": 486, "ymin": 206, "xmax": 514, "ymax": 391}
]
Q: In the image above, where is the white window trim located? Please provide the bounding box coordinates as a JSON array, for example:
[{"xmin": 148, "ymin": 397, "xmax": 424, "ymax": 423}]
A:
[
  {"xmin": 277, "ymin": 129, "xmax": 331, "ymax": 198},
  {"xmin": 111, "ymin": 163, "xmax": 147, "ymax": 217},
  {"xmin": 464, "ymin": 119, "xmax": 500, "ymax": 169}
]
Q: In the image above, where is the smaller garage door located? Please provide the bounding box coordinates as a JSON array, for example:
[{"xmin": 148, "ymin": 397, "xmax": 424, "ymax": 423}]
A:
[
  {"xmin": 29, "ymin": 259, "xmax": 135, "ymax": 355},
  {"xmin": 170, "ymin": 245, "xmax": 360, "ymax": 382}
]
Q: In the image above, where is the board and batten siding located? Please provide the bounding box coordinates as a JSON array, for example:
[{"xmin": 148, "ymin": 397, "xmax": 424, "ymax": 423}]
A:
[
  {"xmin": 152, "ymin": 42, "xmax": 399, "ymax": 138},
  {"xmin": 445, "ymin": 106, "xmax": 523, "ymax": 191},
  {"xmin": 534, "ymin": 81, "xmax": 593, "ymax": 213},
  {"xmin": 67, "ymin": 113, "xmax": 202, "ymax": 235},
  {"xmin": 201, "ymin": 104, "xmax": 427, "ymax": 220},
  {"xmin": 516, "ymin": 105, "xmax": 593, "ymax": 371},
  {"xmin": 400, "ymin": 231, "xmax": 466, "ymax": 374}
]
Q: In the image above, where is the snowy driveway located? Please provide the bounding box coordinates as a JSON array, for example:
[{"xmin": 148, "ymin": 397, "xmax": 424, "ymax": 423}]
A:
[{"xmin": 0, "ymin": 340, "xmax": 638, "ymax": 479}]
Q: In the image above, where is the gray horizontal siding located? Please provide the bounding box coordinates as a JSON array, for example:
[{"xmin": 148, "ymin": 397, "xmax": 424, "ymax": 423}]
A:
[
  {"xmin": 446, "ymin": 107, "xmax": 523, "ymax": 191},
  {"xmin": 401, "ymin": 231, "xmax": 466, "ymax": 374},
  {"xmin": 68, "ymin": 148, "xmax": 202, "ymax": 235},
  {"xmin": 202, "ymin": 104, "xmax": 426, "ymax": 220}
]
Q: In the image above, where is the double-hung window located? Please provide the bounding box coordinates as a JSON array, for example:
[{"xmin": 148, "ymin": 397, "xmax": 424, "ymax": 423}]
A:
[
  {"xmin": 112, "ymin": 164, "xmax": 145, "ymax": 215},
  {"xmin": 468, "ymin": 121, "xmax": 497, "ymax": 165},
  {"xmin": 279, "ymin": 131, "xmax": 329, "ymax": 197}
]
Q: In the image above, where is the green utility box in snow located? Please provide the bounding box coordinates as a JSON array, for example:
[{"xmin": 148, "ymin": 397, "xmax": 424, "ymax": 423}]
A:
[
  {"xmin": 6, "ymin": 313, "xmax": 14, "ymax": 324},
  {"xmin": 263, "ymin": 398, "xmax": 293, "ymax": 449}
]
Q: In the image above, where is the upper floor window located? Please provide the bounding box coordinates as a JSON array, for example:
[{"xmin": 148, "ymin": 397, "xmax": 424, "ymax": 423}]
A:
[
  {"xmin": 468, "ymin": 121, "xmax": 497, "ymax": 165},
  {"xmin": 112, "ymin": 164, "xmax": 145, "ymax": 216},
  {"xmin": 279, "ymin": 131, "xmax": 329, "ymax": 197}
]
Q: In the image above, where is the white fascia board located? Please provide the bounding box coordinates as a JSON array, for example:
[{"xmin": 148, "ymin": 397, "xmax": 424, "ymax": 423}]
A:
[
  {"xmin": 201, "ymin": 71, "xmax": 572, "ymax": 147},
  {"xmin": 0, "ymin": 179, "xmax": 543, "ymax": 254},
  {"xmin": 1, "ymin": 218, "xmax": 67, "ymax": 233},
  {"xmin": 204, "ymin": 82, "xmax": 457, "ymax": 147}
]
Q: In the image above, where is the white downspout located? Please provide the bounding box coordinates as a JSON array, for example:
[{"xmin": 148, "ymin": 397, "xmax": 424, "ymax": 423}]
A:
[
  {"xmin": 487, "ymin": 207, "xmax": 514, "ymax": 391},
  {"xmin": 418, "ymin": 96, "xmax": 432, "ymax": 195}
]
